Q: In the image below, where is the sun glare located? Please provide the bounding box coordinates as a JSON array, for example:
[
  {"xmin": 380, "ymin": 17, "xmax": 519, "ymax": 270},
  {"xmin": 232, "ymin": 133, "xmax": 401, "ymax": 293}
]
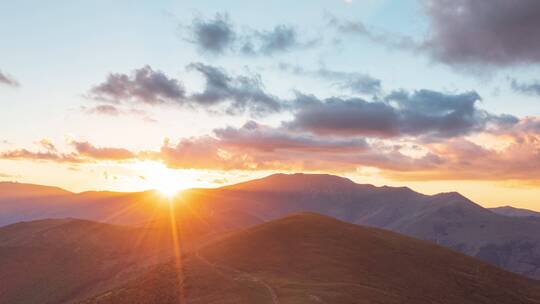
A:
[
  {"xmin": 156, "ymin": 183, "xmax": 181, "ymax": 198},
  {"xmin": 128, "ymin": 161, "xmax": 189, "ymax": 198}
]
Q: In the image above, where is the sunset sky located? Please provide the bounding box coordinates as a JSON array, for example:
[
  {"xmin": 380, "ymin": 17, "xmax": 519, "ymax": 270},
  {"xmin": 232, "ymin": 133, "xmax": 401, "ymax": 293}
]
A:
[{"xmin": 2, "ymin": 0, "xmax": 540, "ymax": 210}]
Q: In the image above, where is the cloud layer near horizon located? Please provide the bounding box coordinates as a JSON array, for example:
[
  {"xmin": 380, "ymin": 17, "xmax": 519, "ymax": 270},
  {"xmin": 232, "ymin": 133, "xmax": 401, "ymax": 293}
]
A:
[{"xmin": 3, "ymin": 115, "xmax": 540, "ymax": 182}]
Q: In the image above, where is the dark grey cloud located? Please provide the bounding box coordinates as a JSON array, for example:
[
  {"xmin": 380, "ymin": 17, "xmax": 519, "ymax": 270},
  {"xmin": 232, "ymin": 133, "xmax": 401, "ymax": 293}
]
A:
[
  {"xmin": 329, "ymin": 1, "xmax": 540, "ymax": 69},
  {"xmin": 183, "ymin": 14, "xmax": 317, "ymax": 57},
  {"xmin": 510, "ymin": 79, "xmax": 540, "ymax": 96},
  {"xmin": 241, "ymin": 25, "xmax": 318, "ymax": 56},
  {"xmin": 422, "ymin": 0, "xmax": 540, "ymax": 67},
  {"xmin": 256, "ymin": 25, "xmax": 299, "ymax": 55},
  {"xmin": 279, "ymin": 63, "xmax": 381, "ymax": 95},
  {"xmin": 287, "ymin": 90, "xmax": 514, "ymax": 139},
  {"xmin": 0, "ymin": 70, "xmax": 19, "ymax": 87},
  {"xmin": 87, "ymin": 64, "xmax": 284, "ymax": 117},
  {"xmin": 187, "ymin": 13, "xmax": 235, "ymax": 55},
  {"xmin": 214, "ymin": 120, "xmax": 368, "ymax": 152},
  {"xmin": 88, "ymin": 65, "xmax": 186, "ymax": 105},
  {"xmin": 187, "ymin": 62, "xmax": 283, "ymax": 115}
]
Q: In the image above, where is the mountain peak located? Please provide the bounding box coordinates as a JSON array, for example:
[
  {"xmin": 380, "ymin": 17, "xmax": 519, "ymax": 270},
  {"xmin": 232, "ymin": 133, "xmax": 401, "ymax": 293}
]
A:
[{"xmin": 222, "ymin": 173, "xmax": 361, "ymax": 192}]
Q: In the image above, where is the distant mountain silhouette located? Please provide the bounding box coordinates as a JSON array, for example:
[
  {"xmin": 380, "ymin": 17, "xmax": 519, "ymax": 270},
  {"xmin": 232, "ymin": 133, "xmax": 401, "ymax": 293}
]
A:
[
  {"xmin": 490, "ymin": 205, "xmax": 540, "ymax": 218},
  {"xmin": 82, "ymin": 213, "xmax": 540, "ymax": 304},
  {"xmin": 0, "ymin": 182, "xmax": 72, "ymax": 198}
]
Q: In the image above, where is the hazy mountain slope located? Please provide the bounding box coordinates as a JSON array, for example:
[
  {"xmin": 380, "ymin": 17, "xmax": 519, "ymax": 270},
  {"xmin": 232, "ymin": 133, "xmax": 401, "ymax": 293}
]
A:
[
  {"xmin": 183, "ymin": 173, "xmax": 540, "ymax": 279},
  {"xmin": 82, "ymin": 213, "xmax": 540, "ymax": 304},
  {"xmin": 0, "ymin": 182, "xmax": 72, "ymax": 198},
  {"xmin": 490, "ymin": 206, "xmax": 540, "ymax": 218},
  {"xmin": 0, "ymin": 183, "xmax": 263, "ymax": 229},
  {"xmin": 0, "ymin": 185, "xmax": 162, "ymax": 226}
]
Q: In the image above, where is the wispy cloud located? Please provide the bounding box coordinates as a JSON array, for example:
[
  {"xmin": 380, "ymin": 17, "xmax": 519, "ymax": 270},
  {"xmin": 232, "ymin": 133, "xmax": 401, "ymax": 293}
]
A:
[
  {"xmin": 0, "ymin": 70, "xmax": 19, "ymax": 87},
  {"xmin": 279, "ymin": 62, "xmax": 381, "ymax": 95},
  {"xmin": 510, "ymin": 79, "xmax": 540, "ymax": 96}
]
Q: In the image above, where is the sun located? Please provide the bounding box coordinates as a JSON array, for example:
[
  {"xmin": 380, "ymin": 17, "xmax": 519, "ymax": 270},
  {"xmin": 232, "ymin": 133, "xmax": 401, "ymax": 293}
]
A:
[
  {"xmin": 129, "ymin": 161, "xmax": 185, "ymax": 198},
  {"xmin": 155, "ymin": 183, "xmax": 181, "ymax": 198}
]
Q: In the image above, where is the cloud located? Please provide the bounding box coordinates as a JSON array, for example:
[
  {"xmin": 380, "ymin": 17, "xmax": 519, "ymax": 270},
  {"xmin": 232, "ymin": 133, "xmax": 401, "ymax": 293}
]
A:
[
  {"xmin": 0, "ymin": 139, "xmax": 137, "ymax": 163},
  {"xmin": 0, "ymin": 149, "xmax": 82, "ymax": 163},
  {"xmin": 153, "ymin": 121, "xmax": 369, "ymax": 171},
  {"xmin": 214, "ymin": 121, "xmax": 368, "ymax": 152},
  {"xmin": 81, "ymin": 105, "xmax": 157, "ymax": 123},
  {"xmin": 71, "ymin": 141, "xmax": 136, "ymax": 160},
  {"xmin": 187, "ymin": 13, "xmax": 235, "ymax": 55},
  {"xmin": 187, "ymin": 62, "xmax": 283, "ymax": 115},
  {"xmin": 4, "ymin": 117, "xmax": 540, "ymax": 182},
  {"xmin": 155, "ymin": 117, "xmax": 540, "ymax": 180},
  {"xmin": 0, "ymin": 70, "xmax": 19, "ymax": 87},
  {"xmin": 156, "ymin": 136, "xmax": 246, "ymax": 170},
  {"xmin": 327, "ymin": 16, "xmax": 419, "ymax": 51},
  {"xmin": 329, "ymin": 1, "xmax": 540, "ymax": 69},
  {"xmin": 83, "ymin": 105, "xmax": 122, "ymax": 116},
  {"xmin": 287, "ymin": 90, "xmax": 514, "ymax": 140},
  {"xmin": 510, "ymin": 79, "xmax": 540, "ymax": 96},
  {"xmin": 36, "ymin": 139, "xmax": 57, "ymax": 151},
  {"xmin": 422, "ymin": 0, "xmax": 540, "ymax": 67},
  {"xmin": 389, "ymin": 122, "xmax": 540, "ymax": 181},
  {"xmin": 241, "ymin": 25, "xmax": 318, "ymax": 56},
  {"xmin": 88, "ymin": 65, "xmax": 186, "ymax": 105},
  {"xmin": 182, "ymin": 13, "xmax": 318, "ymax": 57},
  {"xmin": 87, "ymin": 63, "xmax": 284, "ymax": 117},
  {"xmin": 279, "ymin": 63, "xmax": 381, "ymax": 95}
]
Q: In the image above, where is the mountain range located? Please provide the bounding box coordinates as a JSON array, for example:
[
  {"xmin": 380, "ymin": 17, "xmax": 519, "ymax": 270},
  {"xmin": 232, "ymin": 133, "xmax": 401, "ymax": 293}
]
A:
[{"xmin": 1, "ymin": 173, "xmax": 540, "ymax": 299}]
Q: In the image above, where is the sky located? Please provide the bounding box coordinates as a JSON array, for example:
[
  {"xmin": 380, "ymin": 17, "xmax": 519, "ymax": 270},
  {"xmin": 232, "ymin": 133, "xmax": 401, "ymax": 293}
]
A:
[{"xmin": 1, "ymin": 0, "xmax": 540, "ymax": 211}]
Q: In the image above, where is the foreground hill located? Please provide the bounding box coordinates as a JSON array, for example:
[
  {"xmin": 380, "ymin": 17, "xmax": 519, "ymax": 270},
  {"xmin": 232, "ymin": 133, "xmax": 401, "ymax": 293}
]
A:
[
  {"xmin": 0, "ymin": 208, "xmax": 253, "ymax": 304},
  {"xmin": 82, "ymin": 213, "xmax": 540, "ymax": 304}
]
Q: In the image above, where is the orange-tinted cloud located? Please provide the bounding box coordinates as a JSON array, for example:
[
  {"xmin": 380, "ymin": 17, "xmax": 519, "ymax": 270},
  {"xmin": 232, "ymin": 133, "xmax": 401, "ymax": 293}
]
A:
[
  {"xmin": 0, "ymin": 139, "xmax": 137, "ymax": 163},
  {"xmin": 72, "ymin": 141, "xmax": 136, "ymax": 160},
  {"xmin": 3, "ymin": 117, "xmax": 540, "ymax": 183}
]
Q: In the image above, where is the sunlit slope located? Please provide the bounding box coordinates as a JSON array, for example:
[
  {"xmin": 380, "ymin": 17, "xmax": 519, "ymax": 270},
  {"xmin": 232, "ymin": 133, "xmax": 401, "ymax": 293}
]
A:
[
  {"xmin": 0, "ymin": 209, "xmax": 255, "ymax": 304},
  {"xmin": 82, "ymin": 213, "xmax": 540, "ymax": 304}
]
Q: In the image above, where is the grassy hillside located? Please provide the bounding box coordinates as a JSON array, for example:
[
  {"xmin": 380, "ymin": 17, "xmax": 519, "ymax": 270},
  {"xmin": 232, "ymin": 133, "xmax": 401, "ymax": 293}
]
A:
[{"xmin": 82, "ymin": 213, "xmax": 540, "ymax": 304}]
